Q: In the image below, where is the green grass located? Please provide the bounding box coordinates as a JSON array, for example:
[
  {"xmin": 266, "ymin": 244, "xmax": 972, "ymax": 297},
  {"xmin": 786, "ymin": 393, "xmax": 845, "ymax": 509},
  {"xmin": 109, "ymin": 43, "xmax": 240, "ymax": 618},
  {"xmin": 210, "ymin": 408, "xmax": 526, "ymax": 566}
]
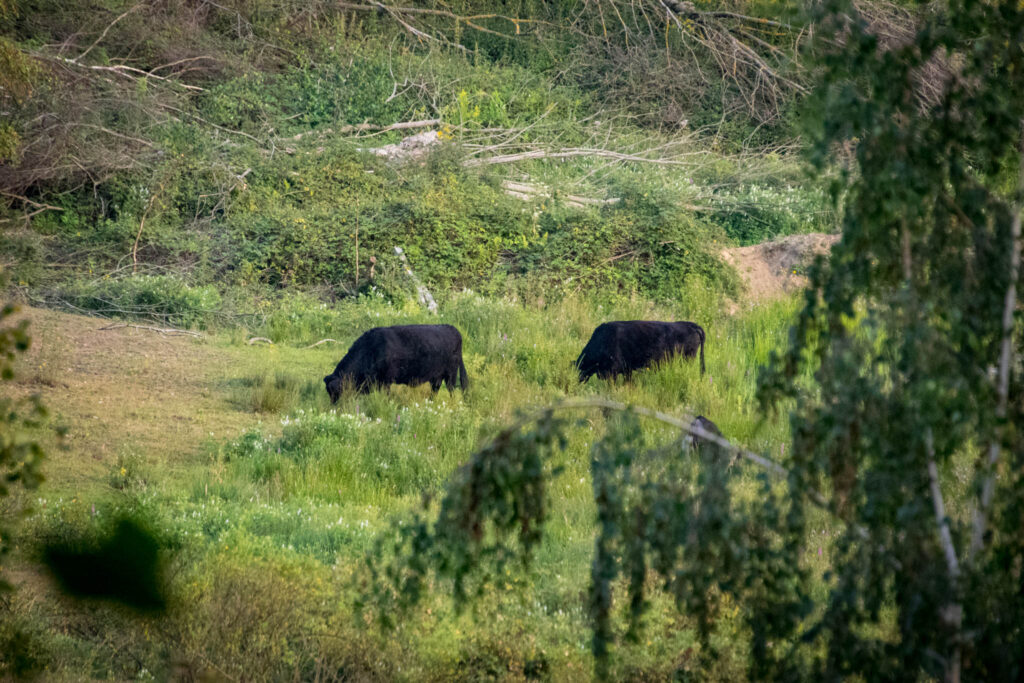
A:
[{"xmin": 0, "ymin": 292, "xmax": 828, "ymax": 680}]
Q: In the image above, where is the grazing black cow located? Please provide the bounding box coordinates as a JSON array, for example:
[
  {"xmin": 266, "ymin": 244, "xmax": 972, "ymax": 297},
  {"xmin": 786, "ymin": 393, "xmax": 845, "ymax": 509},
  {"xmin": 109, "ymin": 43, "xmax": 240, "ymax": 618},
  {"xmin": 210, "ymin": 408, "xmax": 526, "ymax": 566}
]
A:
[
  {"xmin": 575, "ymin": 320, "xmax": 706, "ymax": 383},
  {"xmin": 687, "ymin": 415, "xmax": 723, "ymax": 450},
  {"xmin": 323, "ymin": 324, "xmax": 468, "ymax": 402}
]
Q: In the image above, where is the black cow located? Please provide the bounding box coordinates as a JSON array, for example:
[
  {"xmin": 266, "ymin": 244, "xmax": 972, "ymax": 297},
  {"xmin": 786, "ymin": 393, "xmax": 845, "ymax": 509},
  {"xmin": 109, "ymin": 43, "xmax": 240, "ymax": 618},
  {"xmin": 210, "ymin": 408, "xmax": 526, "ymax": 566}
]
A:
[
  {"xmin": 323, "ymin": 324, "xmax": 468, "ymax": 402},
  {"xmin": 575, "ymin": 320, "xmax": 706, "ymax": 383}
]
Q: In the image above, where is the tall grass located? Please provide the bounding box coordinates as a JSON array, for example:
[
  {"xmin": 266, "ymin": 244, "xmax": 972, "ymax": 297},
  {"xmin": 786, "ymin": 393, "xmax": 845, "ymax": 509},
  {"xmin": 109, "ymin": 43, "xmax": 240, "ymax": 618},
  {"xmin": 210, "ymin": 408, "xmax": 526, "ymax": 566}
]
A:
[
  {"xmin": 235, "ymin": 371, "xmax": 322, "ymax": 413},
  {"xmin": 13, "ymin": 293, "xmax": 814, "ymax": 680}
]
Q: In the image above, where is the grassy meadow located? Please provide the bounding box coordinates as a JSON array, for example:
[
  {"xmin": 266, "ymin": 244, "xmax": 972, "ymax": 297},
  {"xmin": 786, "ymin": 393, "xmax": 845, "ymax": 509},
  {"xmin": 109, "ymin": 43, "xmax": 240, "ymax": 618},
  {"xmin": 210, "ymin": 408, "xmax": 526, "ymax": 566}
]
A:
[{"xmin": 1, "ymin": 290, "xmax": 848, "ymax": 681}]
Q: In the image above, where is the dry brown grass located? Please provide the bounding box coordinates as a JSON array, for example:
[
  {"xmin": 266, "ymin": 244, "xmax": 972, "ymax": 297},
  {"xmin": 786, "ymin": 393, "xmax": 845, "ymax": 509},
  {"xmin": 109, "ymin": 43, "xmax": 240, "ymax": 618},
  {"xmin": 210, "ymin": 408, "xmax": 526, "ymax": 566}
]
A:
[{"xmin": 8, "ymin": 306, "xmax": 328, "ymax": 496}]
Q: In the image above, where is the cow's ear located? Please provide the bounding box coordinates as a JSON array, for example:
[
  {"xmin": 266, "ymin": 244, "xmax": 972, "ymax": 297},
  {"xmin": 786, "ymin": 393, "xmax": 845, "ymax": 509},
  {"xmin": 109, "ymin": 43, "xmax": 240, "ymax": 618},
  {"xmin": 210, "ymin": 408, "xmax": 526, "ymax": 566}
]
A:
[{"xmin": 323, "ymin": 376, "xmax": 332, "ymax": 385}]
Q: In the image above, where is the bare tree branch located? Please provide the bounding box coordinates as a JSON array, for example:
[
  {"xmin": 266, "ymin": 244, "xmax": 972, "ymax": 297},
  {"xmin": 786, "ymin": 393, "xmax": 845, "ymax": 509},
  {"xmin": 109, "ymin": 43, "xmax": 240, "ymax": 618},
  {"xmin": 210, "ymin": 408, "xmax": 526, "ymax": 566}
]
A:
[
  {"xmin": 71, "ymin": 5, "xmax": 143, "ymax": 64},
  {"xmin": 55, "ymin": 56, "xmax": 206, "ymax": 91}
]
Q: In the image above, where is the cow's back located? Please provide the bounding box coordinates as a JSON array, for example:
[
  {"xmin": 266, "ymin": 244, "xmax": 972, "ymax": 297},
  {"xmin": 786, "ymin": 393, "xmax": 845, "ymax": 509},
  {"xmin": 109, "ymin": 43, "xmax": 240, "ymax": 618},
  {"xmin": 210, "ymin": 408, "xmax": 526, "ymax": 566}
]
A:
[
  {"xmin": 578, "ymin": 320, "xmax": 702, "ymax": 381},
  {"xmin": 613, "ymin": 321, "xmax": 677, "ymax": 368},
  {"xmin": 354, "ymin": 324, "xmax": 461, "ymax": 385},
  {"xmin": 670, "ymin": 321, "xmax": 704, "ymax": 355}
]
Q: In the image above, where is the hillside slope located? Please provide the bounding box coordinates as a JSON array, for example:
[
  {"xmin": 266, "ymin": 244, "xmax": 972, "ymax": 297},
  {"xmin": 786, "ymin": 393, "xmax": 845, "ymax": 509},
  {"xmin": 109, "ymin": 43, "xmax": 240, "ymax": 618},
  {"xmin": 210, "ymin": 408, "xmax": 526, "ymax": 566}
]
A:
[{"xmin": 1, "ymin": 0, "xmax": 835, "ymax": 314}]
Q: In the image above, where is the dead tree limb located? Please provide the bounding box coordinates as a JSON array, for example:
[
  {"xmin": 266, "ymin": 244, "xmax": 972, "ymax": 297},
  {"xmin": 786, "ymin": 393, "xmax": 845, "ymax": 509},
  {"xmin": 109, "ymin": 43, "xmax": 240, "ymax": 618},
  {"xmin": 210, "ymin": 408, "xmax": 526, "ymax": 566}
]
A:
[
  {"xmin": 131, "ymin": 177, "xmax": 169, "ymax": 274},
  {"xmin": 0, "ymin": 191, "xmax": 65, "ymax": 223},
  {"xmin": 98, "ymin": 323, "xmax": 204, "ymax": 338},
  {"xmin": 72, "ymin": 5, "xmax": 144, "ymax": 64},
  {"xmin": 304, "ymin": 338, "xmax": 342, "ymax": 348},
  {"xmin": 55, "ymin": 56, "xmax": 206, "ymax": 91},
  {"xmin": 287, "ymin": 119, "xmax": 442, "ymax": 141},
  {"xmin": 465, "ymin": 146, "xmax": 708, "ymax": 167}
]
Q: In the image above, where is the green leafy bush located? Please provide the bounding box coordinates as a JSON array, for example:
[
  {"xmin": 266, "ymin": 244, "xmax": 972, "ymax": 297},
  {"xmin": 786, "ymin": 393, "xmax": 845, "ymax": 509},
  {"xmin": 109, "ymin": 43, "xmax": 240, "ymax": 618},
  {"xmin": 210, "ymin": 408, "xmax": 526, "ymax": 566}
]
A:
[
  {"xmin": 705, "ymin": 183, "xmax": 832, "ymax": 245},
  {"xmin": 518, "ymin": 187, "xmax": 737, "ymax": 299},
  {"xmin": 57, "ymin": 275, "xmax": 222, "ymax": 328}
]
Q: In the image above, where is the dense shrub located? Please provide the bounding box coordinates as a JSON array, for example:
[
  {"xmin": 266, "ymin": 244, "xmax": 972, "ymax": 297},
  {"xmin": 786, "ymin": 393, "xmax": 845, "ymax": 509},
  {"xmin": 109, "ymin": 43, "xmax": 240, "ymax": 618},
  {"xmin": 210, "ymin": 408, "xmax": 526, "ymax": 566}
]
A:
[
  {"xmin": 704, "ymin": 183, "xmax": 831, "ymax": 245},
  {"xmin": 517, "ymin": 188, "xmax": 737, "ymax": 299},
  {"xmin": 56, "ymin": 275, "xmax": 222, "ymax": 328}
]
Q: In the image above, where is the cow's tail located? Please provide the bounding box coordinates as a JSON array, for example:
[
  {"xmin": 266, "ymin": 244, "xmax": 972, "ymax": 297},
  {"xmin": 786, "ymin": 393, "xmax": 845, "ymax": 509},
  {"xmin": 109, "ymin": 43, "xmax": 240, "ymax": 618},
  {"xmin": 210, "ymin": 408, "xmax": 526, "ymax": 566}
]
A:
[
  {"xmin": 459, "ymin": 359, "xmax": 469, "ymax": 391},
  {"xmin": 699, "ymin": 327, "xmax": 706, "ymax": 376}
]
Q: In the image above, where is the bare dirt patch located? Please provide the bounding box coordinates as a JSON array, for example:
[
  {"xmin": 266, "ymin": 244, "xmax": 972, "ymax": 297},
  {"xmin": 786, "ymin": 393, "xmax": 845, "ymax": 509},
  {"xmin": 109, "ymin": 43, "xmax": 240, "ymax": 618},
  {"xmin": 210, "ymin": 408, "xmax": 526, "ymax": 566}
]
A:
[{"xmin": 721, "ymin": 233, "xmax": 839, "ymax": 303}]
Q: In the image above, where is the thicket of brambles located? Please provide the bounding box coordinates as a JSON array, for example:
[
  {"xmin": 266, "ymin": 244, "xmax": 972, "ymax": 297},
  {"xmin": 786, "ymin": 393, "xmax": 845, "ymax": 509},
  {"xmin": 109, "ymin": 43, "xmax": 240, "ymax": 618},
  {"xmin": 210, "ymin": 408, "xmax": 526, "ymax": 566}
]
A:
[
  {"xmin": 1, "ymin": 0, "xmax": 836, "ymax": 318},
  {"xmin": 2, "ymin": 0, "xmax": 1023, "ymax": 681}
]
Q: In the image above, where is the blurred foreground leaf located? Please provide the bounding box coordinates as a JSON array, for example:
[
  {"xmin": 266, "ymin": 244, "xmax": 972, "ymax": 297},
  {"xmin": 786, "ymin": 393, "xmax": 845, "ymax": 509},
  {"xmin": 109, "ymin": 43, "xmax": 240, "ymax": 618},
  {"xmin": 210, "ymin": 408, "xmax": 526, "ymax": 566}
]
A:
[{"xmin": 43, "ymin": 518, "xmax": 166, "ymax": 613}]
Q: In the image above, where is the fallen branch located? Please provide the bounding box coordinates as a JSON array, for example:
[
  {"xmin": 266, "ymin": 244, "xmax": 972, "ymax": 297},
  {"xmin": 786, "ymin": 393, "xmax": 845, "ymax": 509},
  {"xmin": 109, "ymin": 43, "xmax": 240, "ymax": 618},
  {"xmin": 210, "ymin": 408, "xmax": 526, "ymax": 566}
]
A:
[
  {"xmin": 496, "ymin": 397, "xmax": 895, "ymax": 557},
  {"xmin": 927, "ymin": 429, "xmax": 963, "ymax": 683},
  {"xmin": 131, "ymin": 177, "xmax": 169, "ymax": 274},
  {"xmin": 247, "ymin": 337, "xmax": 273, "ymax": 345},
  {"xmin": 288, "ymin": 119, "xmax": 442, "ymax": 141},
  {"xmin": 335, "ymin": 2, "xmax": 548, "ymax": 38},
  {"xmin": 72, "ymin": 5, "xmax": 143, "ymax": 64},
  {"xmin": 56, "ymin": 56, "xmax": 205, "ymax": 91},
  {"xmin": 466, "ymin": 147, "xmax": 707, "ymax": 167},
  {"xmin": 0, "ymin": 190, "xmax": 65, "ymax": 223},
  {"xmin": 395, "ymin": 246, "xmax": 438, "ymax": 314},
  {"xmin": 501, "ymin": 180, "xmax": 621, "ymax": 209},
  {"xmin": 507, "ymin": 398, "xmax": 799, "ymax": 492},
  {"xmin": 98, "ymin": 323, "xmax": 203, "ymax": 338},
  {"xmin": 304, "ymin": 338, "xmax": 342, "ymax": 348}
]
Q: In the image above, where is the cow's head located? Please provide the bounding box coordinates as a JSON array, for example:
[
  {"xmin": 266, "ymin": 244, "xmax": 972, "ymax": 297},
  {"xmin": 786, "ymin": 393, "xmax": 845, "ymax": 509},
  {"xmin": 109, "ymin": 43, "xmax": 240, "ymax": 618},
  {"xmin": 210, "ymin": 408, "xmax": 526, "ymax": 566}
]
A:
[{"xmin": 324, "ymin": 374, "xmax": 342, "ymax": 404}]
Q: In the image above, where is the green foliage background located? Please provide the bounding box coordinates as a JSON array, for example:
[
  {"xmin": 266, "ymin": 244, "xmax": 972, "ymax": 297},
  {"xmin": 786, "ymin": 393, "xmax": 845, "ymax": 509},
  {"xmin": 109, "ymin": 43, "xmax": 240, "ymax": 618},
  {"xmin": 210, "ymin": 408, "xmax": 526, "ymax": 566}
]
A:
[{"xmin": 0, "ymin": 0, "xmax": 835, "ymax": 313}]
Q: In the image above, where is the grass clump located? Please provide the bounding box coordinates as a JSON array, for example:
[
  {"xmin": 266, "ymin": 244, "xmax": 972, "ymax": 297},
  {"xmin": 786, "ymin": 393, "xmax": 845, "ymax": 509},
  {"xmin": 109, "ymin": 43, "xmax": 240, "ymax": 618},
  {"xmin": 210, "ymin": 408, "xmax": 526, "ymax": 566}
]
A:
[{"xmin": 237, "ymin": 371, "xmax": 317, "ymax": 414}]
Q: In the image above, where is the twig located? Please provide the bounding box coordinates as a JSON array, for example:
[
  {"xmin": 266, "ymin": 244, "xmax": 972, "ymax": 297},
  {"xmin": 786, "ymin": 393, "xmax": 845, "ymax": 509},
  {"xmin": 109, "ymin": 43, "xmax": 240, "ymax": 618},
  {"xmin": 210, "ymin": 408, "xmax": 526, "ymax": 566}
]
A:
[
  {"xmin": 98, "ymin": 323, "xmax": 203, "ymax": 338},
  {"xmin": 131, "ymin": 178, "xmax": 168, "ymax": 273},
  {"xmin": 57, "ymin": 56, "xmax": 205, "ymax": 91},
  {"xmin": 247, "ymin": 337, "xmax": 273, "ymax": 345},
  {"xmin": 0, "ymin": 190, "xmax": 65, "ymax": 223},
  {"xmin": 304, "ymin": 339, "xmax": 342, "ymax": 349},
  {"xmin": 72, "ymin": 5, "xmax": 143, "ymax": 64}
]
